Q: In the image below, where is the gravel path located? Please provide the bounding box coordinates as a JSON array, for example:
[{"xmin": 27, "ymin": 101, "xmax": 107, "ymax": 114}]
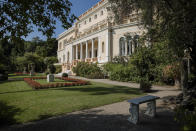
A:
[{"xmin": 1, "ymin": 77, "xmax": 181, "ymax": 131}]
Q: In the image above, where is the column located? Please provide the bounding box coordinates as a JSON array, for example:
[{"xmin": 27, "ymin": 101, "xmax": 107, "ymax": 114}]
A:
[
  {"xmin": 86, "ymin": 41, "xmax": 88, "ymax": 58},
  {"xmin": 72, "ymin": 46, "xmax": 74, "ymax": 60},
  {"xmin": 80, "ymin": 43, "xmax": 83, "ymax": 60},
  {"xmin": 105, "ymin": 29, "xmax": 111, "ymax": 61},
  {"xmin": 125, "ymin": 39, "xmax": 127, "ymax": 56},
  {"xmin": 92, "ymin": 39, "xmax": 94, "ymax": 58},
  {"xmin": 98, "ymin": 37, "xmax": 101, "ymax": 59},
  {"xmin": 76, "ymin": 44, "xmax": 78, "ymax": 60}
]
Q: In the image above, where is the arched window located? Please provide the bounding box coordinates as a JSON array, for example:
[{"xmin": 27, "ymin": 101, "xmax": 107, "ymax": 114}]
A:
[
  {"xmin": 119, "ymin": 37, "xmax": 125, "ymax": 56},
  {"xmin": 127, "ymin": 36, "xmax": 132, "ymax": 55},
  {"xmin": 59, "ymin": 42, "xmax": 62, "ymax": 50},
  {"xmin": 102, "ymin": 42, "xmax": 105, "ymax": 53}
]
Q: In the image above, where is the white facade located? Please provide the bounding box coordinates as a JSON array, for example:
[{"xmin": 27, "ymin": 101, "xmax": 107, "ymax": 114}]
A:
[{"xmin": 57, "ymin": 0, "xmax": 145, "ymax": 73}]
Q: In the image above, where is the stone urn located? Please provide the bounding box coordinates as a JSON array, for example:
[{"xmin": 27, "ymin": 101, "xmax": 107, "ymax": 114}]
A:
[
  {"xmin": 47, "ymin": 74, "xmax": 54, "ymax": 82},
  {"xmin": 23, "ymin": 67, "xmax": 27, "ymax": 74}
]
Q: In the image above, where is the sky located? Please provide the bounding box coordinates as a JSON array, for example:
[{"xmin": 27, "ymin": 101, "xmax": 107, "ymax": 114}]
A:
[{"xmin": 24, "ymin": 0, "xmax": 100, "ymax": 41}]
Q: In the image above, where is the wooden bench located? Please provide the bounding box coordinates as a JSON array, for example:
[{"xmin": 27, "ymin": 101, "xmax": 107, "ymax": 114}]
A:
[{"xmin": 127, "ymin": 95, "xmax": 160, "ymax": 124}]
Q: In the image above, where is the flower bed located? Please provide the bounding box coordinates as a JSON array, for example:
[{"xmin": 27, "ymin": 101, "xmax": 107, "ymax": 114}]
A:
[{"xmin": 24, "ymin": 77, "xmax": 90, "ymax": 89}]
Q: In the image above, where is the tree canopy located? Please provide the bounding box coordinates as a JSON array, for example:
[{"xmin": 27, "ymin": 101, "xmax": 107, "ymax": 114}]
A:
[
  {"xmin": 0, "ymin": 0, "xmax": 76, "ymax": 38},
  {"xmin": 109, "ymin": 0, "xmax": 196, "ymax": 80}
]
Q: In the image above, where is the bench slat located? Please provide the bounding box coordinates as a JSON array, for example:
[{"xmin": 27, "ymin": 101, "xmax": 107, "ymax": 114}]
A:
[{"xmin": 127, "ymin": 95, "xmax": 160, "ymax": 105}]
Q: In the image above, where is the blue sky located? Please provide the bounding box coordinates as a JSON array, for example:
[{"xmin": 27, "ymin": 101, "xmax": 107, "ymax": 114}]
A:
[{"xmin": 24, "ymin": 0, "xmax": 100, "ymax": 41}]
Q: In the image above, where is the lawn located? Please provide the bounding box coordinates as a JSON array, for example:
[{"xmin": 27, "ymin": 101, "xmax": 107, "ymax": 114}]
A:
[
  {"xmin": 8, "ymin": 73, "xmax": 46, "ymax": 79},
  {"xmin": 0, "ymin": 80, "xmax": 144, "ymax": 125}
]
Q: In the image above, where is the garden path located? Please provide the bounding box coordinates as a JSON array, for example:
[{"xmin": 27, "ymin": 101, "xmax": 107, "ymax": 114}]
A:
[{"xmin": 1, "ymin": 77, "xmax": 181, "ymax": 131}]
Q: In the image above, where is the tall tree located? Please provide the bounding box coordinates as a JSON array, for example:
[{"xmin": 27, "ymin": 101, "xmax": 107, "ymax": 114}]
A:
[
  {"xmin": 109, "ymin": 0, "xmax": 196, "ymax": 92},
  {"xmin": 0, "ymin": 0, "xmax": 76, "ymax": 38}
]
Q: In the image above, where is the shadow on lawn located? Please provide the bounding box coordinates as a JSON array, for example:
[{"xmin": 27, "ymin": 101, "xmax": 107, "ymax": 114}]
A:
[
  {"xmin": 53, "ymin": 85, "xmax": 144, "ymax": 95},
  {"xmin": 2, "ymin": 108, "xmax": 180, "ymax": 131},
  {"xmin": 0, "ymin": 101, "xmax": 22, "ymax": 127}
]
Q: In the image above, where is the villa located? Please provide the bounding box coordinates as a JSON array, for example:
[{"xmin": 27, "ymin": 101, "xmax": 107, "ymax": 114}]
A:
[{"xmin": 57, "ymin": 0, "xmax": 144, "ymax": 74}]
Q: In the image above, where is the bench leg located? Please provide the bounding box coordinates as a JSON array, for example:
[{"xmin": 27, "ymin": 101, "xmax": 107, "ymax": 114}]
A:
[
  {"xmin": 128, "ymin": 103, "xmax": 139, "ymax": 124},
  {"xmin": 145, "ymin": 100, "xmax": 156, "ymax": 117}
]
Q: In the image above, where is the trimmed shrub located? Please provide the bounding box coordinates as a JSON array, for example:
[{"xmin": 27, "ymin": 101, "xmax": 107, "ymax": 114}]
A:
[
  {"xmin": 45, "ymin": 71, "xmax": 49, "ymax": 75},
  {"xmin": 73, "ymin": 62, "xmax": 104, "ymax": 79},
  {"xmin": 86, "ymin": 72, "xmax": 105, "ymax": 79},
  {"xmin": 62, "ymin": 73, "xmax": 68, "ymax": 77}
]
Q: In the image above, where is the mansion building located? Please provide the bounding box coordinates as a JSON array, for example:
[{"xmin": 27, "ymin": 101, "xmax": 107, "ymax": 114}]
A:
[{"xmin": 57, "ymin": 0, "xmax": 144, "ymax": 73}]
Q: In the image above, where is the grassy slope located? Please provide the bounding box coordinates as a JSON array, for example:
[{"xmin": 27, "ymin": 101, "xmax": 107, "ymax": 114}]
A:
[{"xmin": 0, "ymin": 80, "xmax": 144, "ymax": 124}]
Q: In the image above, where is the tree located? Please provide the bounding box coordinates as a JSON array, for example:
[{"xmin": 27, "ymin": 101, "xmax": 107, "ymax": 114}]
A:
[
  {"xmin": 44, "ymin": 57, "xmax": 58, "ymax": 66},
  {"xmin": 16, "ymin": 53, "xmax": 45, "ymax": 72},
  {"xmin": 109, "ymin": 0, "xmax": 196, "ymax": 129},
  {"xmin": 109, "ymin": 0, "xmax": 196, "ymax": 92},
  {"xmin": 0, "ymin": 0, "xmax": 76, "ymax": 38}
]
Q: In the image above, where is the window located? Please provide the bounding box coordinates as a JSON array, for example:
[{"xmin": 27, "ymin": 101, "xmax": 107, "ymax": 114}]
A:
[
  {"xmin": 127, "ymin": 36, "xmax": 132, "ymax": 55},
  {"xmin": 94, "ymin": 14, "xmax": 97, "ymax": 19},
  {"xmin": 95, "ymin": 49, "xmax": 98, "ymax": 57},
  {"xmin": 59, "ymin": 42, "xmax": 62, "ymax": 50},
  {"xmin": 84, "ymin": 20, "xmax": 86, "ymax": 25},
  {"xmin": 63, "ymin": 40, "xmax": 66, "ymax": 48},
  {"xmin": 67, "ymin": 52, "xmax": 70, "ymax": 63},
  {"xmin": 89, "ymin": 17, "xmax": 91, "ymax": 22},
  {"xmin": 78, "ymin": 24, "xmax": 81, "ymax": 28},
  {"xmin": 102, "ymin": 42, "xmax": 105, "ymax": 53},
  {"xmin": 133, "ymin": 35, "xmax": 139, "ymax": 48},
  {"xmin": 100, "ymin": 10, "xmax": 104, "ymax": 16},
  {"xmin": 119, "ymin": 37, "xmax": 125, "ymax": 56}
]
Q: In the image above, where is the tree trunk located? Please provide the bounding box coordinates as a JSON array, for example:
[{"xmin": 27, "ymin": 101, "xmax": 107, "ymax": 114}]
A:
[{"xmin": 181, "ymin": 58, "xmax": 188, "ymax": 98}]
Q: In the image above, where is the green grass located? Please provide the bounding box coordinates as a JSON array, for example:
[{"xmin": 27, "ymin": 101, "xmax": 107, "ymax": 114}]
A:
[
  {"xmin": 0, "ymin": 80, "xmax": 144, "ymax": 125},
  {"xmin": 35, "ymin": 79, "xmax": 72, "ymax": 84},
  {"xmin": 8, "ymin": 73, "xmax": 46, "ymax": 79}
]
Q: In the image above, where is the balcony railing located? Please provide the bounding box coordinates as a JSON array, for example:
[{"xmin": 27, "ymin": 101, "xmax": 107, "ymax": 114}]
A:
[{"xmin": 68, "ymin": 20, "xmax": 108, "ymax": 43}]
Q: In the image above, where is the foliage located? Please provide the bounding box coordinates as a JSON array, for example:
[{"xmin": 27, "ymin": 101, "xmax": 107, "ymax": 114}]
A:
[
  {"xmin": 109, "ymin": 0, "xmax": 196, "ymax": 89},
  {"xmin": 162, "ymin": 62, "xmax": 181, "ymax": 83},
  {"xmin": 86, "ymin": 72, "xmax": 105, "ymax": 79},
  {"xmin": 16, "ymin": 53, "xmax": 45, "ymax": 72},
  {"xmin": 112, "ymin": 56, "xmax": 129, "ymax": 65},
  {"xmin": 104, "ymin": 63, "xmax": 137, "ymax": 82},
  {"xmin": 175, "ymin": 100, "xmax": 196, "ymax": 131},
  {"xmin": 48, "ymin": 64, "xmax": 56, "ymax": 74},
  {"xmin": 55, "ymin": 65, "xmax": 62, "ymax": 74},
  {"xmin": 73, "ymin": 62, "xmax": 104, "ymax": 79},
  {"xmin": 44, "ymin": 57, "xmax": 58, "ymax": 65},
  {"xmin": 103, "ymin": 41, "xmax": 177, "ymax": 85},
  {"xmin": 0, "ymin": 0, "xmax": 76, "ymax": 38},
  {"xmin": 62, "ymin": 73, "xmax": 68, "ymax": 77},
  {"xmin": 139, "ymin": 78, "xmax": 152, "ymax": 92}
]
